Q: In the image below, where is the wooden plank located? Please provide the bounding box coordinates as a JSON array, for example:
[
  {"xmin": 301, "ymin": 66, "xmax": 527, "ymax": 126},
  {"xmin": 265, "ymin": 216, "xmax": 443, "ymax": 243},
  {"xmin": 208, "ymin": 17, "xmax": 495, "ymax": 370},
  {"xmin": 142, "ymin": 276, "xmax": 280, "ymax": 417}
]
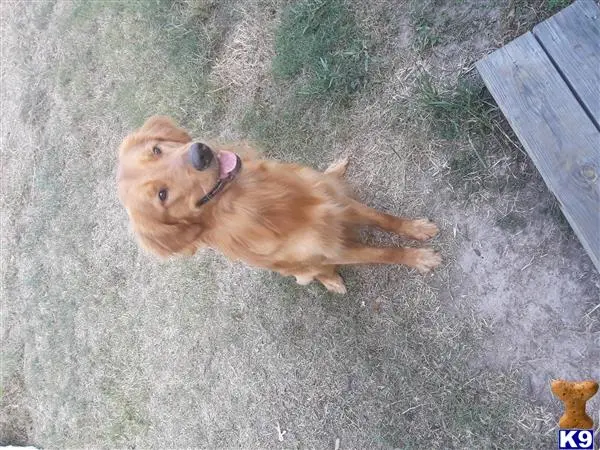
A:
[
  {"xmin": 476, "ymin": 32, "xmax": 600, "ymax": 272},
  {"xmin": 533, "ymin": 0, "xmax": 600, "ymax": 129}
]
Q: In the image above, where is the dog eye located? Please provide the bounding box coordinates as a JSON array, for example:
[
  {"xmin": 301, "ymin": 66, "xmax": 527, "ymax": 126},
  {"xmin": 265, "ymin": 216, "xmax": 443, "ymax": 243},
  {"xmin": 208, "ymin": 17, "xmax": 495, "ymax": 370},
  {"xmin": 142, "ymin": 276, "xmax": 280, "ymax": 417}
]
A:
[
  {"xmin": 152, "ymin": 146, "xmax": 162, "ymax": 155},
  {"xmin": 158, "ymin": 188, "xmax": 168, "ymax": 202}
]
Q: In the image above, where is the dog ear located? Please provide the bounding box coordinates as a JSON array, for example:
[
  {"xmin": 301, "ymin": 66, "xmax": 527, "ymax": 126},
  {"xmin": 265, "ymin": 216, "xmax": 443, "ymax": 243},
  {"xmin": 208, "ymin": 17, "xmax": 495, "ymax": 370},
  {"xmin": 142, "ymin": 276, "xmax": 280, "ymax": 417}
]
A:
[
  {"xmin": 139, "ymin": 115, "xmax": 192, "ymax": 144},
  {"xmin": 132, "ymin": 220, "xmax": 204, "ymax": 257}
]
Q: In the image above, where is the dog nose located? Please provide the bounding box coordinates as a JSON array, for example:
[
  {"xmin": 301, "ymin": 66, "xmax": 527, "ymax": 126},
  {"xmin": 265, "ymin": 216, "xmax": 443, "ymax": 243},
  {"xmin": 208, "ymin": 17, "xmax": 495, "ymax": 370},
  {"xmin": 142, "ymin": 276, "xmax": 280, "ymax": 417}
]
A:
[{"xmin": 189, "ymin": 142, "xmax": 213, "ymax": 171}]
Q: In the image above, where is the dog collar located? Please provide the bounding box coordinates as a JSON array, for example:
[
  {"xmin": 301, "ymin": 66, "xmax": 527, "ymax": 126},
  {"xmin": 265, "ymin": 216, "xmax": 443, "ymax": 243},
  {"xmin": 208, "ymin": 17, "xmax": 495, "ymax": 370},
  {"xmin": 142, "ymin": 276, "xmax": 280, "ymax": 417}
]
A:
[{"xmin": 196, "ymin": 155, "xmax": 242, "ymax": 207}]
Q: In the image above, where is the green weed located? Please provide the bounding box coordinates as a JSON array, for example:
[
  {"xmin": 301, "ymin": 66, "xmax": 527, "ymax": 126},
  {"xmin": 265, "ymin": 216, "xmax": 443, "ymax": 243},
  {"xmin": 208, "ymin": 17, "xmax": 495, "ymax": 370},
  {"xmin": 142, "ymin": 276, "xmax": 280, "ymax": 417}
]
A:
[
  {"xmin": 415, "ymin": 73, "xmax": 498, "ymax": 140},
  {"xmin": 414, "ymin": 18, "xmax": 441, "ymax": 51},
  {"xmin": 272, "ymin": 0, "xmax": 369, "ymax": 100},
  {"xmin": 408, "ymin": 0, "xmax": 443, "ymax": 52},
  {"xmin": 546, "ymin": 0, "xmax": 571, "ymax": 12}
]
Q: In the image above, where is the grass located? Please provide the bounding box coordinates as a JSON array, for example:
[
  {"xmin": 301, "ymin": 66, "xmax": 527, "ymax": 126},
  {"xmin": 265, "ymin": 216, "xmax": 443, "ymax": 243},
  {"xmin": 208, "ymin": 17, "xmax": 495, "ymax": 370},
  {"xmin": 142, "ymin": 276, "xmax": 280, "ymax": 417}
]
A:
[
  {"xmin": 57, "ymin": 0, "xmax": 229, "ymax": 131},
  {"xmin": 410, "ymin": 72, "xmax": 542, "ymax": 207},
  {"xmin": 240, "ymin": 91, "xmax": 353, "ymax": 164},
  {"xmin": 547, "ymin": 0, "xmax": 571, "ymax": 10},
  {"xmin": 2, "ymin": 0, "xmax": 598, "ymax": 447},
  {"xmin": 415, "ymin": 72, "xmax": 498, "ymax": 140},
  {"xmin": 504, "ymin": 0, "xmax": 575, "ymax": 38},
  {"xmin": 414, "ymin": 18, "xmax": 442, "ymax": 51},
  {"xmin": 241, "ymin": 0, "xmax": 371, "ymax": 162},
  {"xmin": 272, "ymin": 0, "xmax": 369, "ymax": 101},
  {"xmin": 408, "ymin": 0, "xmax": 444, "ymax": 52}
]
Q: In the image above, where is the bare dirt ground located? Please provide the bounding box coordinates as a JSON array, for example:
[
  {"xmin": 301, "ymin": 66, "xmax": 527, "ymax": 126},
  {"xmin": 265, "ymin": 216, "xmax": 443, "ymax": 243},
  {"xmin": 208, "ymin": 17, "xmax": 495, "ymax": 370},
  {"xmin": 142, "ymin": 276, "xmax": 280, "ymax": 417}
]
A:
[{"xmin": 1, "ymin": 0, "xmax": 599, "ymax": 448}]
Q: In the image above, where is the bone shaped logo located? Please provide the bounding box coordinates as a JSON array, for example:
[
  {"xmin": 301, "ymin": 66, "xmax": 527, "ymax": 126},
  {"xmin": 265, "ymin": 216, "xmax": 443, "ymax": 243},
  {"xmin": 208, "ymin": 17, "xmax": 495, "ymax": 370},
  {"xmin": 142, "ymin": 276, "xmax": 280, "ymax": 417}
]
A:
[{"xmin": 551, "ymin": 379, "xmax": 598, "ymax": 429}]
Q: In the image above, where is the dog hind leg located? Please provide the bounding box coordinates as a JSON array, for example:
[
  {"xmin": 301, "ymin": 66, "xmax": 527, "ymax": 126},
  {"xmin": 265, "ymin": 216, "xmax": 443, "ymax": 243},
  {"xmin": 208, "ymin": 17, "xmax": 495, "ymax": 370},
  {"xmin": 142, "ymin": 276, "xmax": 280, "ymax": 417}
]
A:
[
  {"xmin": 326, "ymin": 246, "xmax": 441, "ymax": 273},
  {"xmin": 346, "ymin": 199, "xmax": 439, "ymax": 241}
]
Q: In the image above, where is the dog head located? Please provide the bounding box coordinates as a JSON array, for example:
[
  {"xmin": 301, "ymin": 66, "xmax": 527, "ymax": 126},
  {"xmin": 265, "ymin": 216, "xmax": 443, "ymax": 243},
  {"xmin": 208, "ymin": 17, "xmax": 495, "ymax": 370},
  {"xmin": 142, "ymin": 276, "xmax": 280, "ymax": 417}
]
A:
[{"xmin": 117, "ymin": 116, "xmax": 240, "ymax": 256}]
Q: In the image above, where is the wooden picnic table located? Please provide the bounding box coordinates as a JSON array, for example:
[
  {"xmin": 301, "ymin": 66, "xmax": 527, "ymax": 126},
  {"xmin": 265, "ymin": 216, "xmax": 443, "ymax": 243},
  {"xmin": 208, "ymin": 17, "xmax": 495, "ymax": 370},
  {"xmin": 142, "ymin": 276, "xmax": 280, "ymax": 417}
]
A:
[{"xmin": 477, "ymin": 0, "xmax": 600, "ymax": 272}]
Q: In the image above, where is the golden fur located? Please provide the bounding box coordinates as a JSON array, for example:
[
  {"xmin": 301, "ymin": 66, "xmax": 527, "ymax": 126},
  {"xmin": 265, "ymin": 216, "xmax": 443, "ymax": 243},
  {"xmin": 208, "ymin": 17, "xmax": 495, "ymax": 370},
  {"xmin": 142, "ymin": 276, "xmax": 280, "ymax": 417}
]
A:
[{"xmin": 117, "ymin": 116, "xmax": 441, "ymax": 293}]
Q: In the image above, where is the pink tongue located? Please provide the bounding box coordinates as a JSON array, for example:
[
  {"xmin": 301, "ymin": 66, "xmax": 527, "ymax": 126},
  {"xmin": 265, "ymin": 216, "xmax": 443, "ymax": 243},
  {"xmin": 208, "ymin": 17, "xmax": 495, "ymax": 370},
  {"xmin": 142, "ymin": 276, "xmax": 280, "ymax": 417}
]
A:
[{"xmin": 218, "ymin": 151, "xmax": 238, "ymax": 179}]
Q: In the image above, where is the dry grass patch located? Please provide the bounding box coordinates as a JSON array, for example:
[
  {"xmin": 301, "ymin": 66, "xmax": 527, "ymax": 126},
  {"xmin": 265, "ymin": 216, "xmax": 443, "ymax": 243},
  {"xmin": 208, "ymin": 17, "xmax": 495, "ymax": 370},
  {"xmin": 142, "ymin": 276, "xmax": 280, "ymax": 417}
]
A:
[
  {"xmin": 503, "ymin": 0, "xmax": 575, "ymax": 38},
  {"xmin": 209, "ymin": 1, "xmax": 277, "ymax": 136}
]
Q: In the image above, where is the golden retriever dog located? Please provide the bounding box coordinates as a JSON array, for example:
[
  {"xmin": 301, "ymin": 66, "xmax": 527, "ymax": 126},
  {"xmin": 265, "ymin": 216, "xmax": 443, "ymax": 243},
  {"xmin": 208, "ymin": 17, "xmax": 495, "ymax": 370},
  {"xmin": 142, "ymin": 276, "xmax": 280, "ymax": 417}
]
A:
[{"xmin": 117, "ymin": 116, "xmax": 441, "ymax": 294}]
